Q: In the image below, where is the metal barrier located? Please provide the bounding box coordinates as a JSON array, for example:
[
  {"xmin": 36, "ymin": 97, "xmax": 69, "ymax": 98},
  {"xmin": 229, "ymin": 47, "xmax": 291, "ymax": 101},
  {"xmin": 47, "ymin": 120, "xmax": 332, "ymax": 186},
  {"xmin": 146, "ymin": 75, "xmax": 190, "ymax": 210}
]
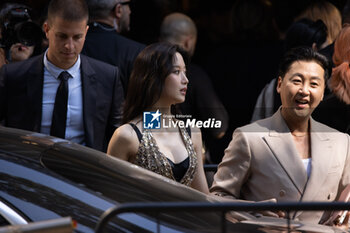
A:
[{"xmin": 95, "ymin": 201, "xmax": 350, "ymax": 233}]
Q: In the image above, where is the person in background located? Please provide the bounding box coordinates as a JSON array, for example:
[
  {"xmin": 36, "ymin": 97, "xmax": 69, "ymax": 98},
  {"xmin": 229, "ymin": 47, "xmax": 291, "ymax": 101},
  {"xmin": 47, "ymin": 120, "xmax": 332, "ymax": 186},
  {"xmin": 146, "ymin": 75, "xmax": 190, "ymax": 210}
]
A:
[
  {"xmin": 0, "ymin": 3, "xmax": 44, "ymax": 65},
  {"xmin": 108, "ymin": 42, "xmax": 209, "ymax": 194},
  {"xmin": 251, "ymin": 18, "xmax": 329, "ymax": 122},
  {"xmin": 82, "ymin": 0, "xmax": 145, "ymax": 94},
  {"xmin": 159, "ymin": 12, "xmax": 229, "ymax": 163},
  {"xmin": 313, "ymin": 26, "xmax": 350, "ymax": 134},
  {"xmin": 295, "ymin": 0, "xmax": 341, "ymax": 45},
  {"xmin": 284, "ymin": 19, "xmax": 329, "ymax": 52},
  {"xmin": 298, "ymin": 0, "xmax": 342, "ymax": 70},
  {"xmin": 111, "ymin": 0, "xmax": 131, "ymax": 34},
  {"xmin": 318, "ymin": 0, "xmax": 350, "ymax": 70},
  {"xmin": 203, "ymin": 0, "xmax": 282, "ymax": 163},
  {"xmin": 211, "ymin": 47, "xmax": 350, "ymax": 225},
  {"xmin": 0, "ymin": 0, "xmax": 124, "ymax": 152}
]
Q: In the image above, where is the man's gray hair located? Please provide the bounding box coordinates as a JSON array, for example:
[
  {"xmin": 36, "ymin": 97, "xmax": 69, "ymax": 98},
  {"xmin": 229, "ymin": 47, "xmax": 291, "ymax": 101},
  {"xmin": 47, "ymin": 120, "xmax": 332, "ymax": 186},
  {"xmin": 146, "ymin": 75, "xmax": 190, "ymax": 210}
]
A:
[{"xmin": 85, "ymin": 0, "xmax": 117, "ymax": 20}]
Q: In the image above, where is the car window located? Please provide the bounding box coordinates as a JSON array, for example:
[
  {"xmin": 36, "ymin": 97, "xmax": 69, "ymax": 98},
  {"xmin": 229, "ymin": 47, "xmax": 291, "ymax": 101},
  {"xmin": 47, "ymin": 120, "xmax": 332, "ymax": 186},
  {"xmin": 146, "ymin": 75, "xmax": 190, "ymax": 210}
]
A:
[
  {"xmin": 40, "ymin": 144, "xmax": 235, "ymax": 233},
  {"xmin": 0, "ymin": 153, "xmax": 153, "ymax": 233}
]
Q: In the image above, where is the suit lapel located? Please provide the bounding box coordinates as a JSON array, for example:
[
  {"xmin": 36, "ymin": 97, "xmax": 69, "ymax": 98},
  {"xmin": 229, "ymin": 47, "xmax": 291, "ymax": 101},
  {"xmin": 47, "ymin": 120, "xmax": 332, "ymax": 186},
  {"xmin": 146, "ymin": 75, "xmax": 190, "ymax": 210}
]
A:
[
  {"xmin": 263, "ymin": 111, "xmax": 308, "ymax": 195},
  {"xmin": 80, "ymin": 55, "xmax": 97, "ymax": 147},
  {"xmin": 300, "ymin": 118, "xmax": 332, "ymax": 201},
  {"xmin": 293, "ymin": 118, "xmax": 332, "ymax": 219},
  {"xmin": 26, "ymin": 55, "xmax": 45, "ymax": 132}
]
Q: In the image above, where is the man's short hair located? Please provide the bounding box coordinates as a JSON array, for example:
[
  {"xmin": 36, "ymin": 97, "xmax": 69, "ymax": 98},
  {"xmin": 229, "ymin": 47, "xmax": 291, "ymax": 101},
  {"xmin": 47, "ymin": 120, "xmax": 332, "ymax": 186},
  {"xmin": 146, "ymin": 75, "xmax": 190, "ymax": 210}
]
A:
[
  {"xmin": 159, "ymin": 13, "xmax": 197, "ymax": 44},
  {"xmin": 85, "ymin": 0, "xmax": 115, "ymax": 21},
  {"xmin": 278, "ymin": 46, "xmax": 331, "ymax": 81},
  {"xmin": 47, "ymin": 0, "xmax": 88, "ymax": 24}
]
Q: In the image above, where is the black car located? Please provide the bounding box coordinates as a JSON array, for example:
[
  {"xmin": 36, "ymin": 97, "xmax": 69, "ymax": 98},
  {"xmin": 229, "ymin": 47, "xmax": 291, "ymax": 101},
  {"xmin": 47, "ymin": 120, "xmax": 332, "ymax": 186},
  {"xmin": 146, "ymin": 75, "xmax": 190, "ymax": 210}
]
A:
[{"xmin": 0, "ymin": 126, "xmax": 341, "ymax": 232}]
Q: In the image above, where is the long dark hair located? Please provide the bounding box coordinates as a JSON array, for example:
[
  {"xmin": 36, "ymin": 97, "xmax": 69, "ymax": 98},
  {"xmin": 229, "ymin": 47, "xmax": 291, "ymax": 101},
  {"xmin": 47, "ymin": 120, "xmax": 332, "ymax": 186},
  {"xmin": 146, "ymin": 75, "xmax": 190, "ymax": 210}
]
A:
[{"xmin": 123, "ymin": 42, "xmax": 188, "ymax": 123}]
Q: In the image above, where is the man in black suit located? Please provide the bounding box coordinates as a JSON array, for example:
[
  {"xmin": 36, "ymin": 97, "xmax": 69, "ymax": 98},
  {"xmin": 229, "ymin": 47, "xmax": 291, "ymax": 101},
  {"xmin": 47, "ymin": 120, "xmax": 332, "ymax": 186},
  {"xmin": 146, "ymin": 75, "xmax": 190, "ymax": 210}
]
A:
[
  {"xmin": 82, "ymin": 0, "xmax": 145, "ymax": 94},
  {"xmin": 160, "ymin": 13, "xmax": 229, "ymax": 163},
  {"xmin": 0, "ymin": 0, "xmax": 124, "ymax": 152}
]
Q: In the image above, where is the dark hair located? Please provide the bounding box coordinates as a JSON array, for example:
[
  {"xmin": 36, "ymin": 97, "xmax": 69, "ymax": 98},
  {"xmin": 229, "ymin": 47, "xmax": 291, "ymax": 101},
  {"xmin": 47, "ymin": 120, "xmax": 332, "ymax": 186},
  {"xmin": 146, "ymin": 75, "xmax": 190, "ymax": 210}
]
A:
[
  {"xmin": 278, "ymin": 46, "xmax": 330, "ymax": 81},
  {"xmin": 284, "ymin": 18, "xmax": 328, "ymax": 52},
  {"xmin": 123, "ymin": 42, "xmax": 188, "ymax": 123},
  {"xmin": 47, "ymin": 0, "xmax": 88, "ymax": 24},
  {"xmin": 296, "ymin": 0, "xmax": 341, "ymax": 43}
]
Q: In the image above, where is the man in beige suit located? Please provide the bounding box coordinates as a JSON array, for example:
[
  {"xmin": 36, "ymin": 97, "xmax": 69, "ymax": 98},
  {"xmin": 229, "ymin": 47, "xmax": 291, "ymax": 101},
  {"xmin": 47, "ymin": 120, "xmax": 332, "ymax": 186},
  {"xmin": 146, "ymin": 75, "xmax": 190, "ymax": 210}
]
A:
[{"xmin": 210, "ymin": 47, "xmax": 350, "ymax": 225}]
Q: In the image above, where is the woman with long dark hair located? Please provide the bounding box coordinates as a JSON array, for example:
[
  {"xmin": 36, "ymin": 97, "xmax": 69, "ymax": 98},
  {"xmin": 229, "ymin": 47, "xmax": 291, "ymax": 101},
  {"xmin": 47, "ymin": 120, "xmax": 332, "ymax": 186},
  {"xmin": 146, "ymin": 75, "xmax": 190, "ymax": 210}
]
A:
[{"xmin": 108, "ymin": 42, "xmax": 209, "ymax": 194}]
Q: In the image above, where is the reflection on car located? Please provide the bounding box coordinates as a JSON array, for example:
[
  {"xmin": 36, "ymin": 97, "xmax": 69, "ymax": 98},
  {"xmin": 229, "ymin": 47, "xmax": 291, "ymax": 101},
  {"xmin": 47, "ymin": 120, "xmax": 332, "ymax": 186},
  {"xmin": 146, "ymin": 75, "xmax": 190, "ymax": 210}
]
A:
[
  {"xmin": 0, "ymin": 126, "xmax": 342, "ymax": 232},
  {"xmin": 0, "ymin": 126, "xmax": 244, "ymax": 232}
]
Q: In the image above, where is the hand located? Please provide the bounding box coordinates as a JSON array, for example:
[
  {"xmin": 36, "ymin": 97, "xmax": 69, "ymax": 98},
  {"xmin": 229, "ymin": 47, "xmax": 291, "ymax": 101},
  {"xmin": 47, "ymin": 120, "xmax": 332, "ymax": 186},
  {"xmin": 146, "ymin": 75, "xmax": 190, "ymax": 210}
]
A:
[
  {"xmin": 324, "ymin": 210, "xmax": 350, "ymax": 228},
  {"xmin": 250, "ymin": 210, "xmax": 285, "ymax": 218},
  {"xmin": 323, "ymin": 184, "xmax": 350, "ymax": 228}
]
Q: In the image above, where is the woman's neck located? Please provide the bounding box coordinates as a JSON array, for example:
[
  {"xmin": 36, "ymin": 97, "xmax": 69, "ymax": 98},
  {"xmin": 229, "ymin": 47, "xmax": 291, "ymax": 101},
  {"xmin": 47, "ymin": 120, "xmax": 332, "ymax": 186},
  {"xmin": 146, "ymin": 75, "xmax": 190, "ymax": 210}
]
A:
[{"xmin": 151, "ymin": 102, "xmax": 172, "ymax": 116}]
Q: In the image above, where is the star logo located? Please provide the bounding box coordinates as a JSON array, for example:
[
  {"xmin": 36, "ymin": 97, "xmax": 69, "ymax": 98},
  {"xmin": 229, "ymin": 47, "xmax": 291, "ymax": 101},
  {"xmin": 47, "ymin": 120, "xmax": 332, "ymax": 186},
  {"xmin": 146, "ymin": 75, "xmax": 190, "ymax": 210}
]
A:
[
  {"xmin": 150, "ymin": 110, "xmax": 161, "ymax": 123},
  {"xmin": 143, "ymin": 110, "xmax": 162, "ymax": 129}
]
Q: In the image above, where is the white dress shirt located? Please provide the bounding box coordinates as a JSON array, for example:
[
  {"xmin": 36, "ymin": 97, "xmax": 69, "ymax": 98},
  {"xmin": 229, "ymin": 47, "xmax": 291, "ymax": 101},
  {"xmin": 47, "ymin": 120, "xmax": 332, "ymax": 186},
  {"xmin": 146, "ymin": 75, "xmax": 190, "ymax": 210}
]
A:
[{"xmin": 41, "ymin": 50, "xmax": 85, "ymax": 144}]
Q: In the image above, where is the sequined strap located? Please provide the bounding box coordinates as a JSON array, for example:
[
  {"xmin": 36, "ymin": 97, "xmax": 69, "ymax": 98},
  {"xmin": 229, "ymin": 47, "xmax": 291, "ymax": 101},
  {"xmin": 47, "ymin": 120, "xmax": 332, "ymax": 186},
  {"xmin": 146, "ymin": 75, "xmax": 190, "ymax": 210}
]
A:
[
  {"xmin": 178, "ymin": 126, "xmax": 197, "ymax": 186},
  {"xmin": 186, "ymin": 127, "xmax": 191, "ymax": 137}
]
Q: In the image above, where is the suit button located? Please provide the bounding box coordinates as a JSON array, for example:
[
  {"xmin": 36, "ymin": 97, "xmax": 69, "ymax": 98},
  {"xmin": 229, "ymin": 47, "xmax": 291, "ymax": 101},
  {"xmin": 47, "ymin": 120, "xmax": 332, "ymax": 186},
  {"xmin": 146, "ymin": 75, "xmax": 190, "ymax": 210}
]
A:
[{"xmin": 279, "ymin": 190, "xmax": 286, "ymax": 197}]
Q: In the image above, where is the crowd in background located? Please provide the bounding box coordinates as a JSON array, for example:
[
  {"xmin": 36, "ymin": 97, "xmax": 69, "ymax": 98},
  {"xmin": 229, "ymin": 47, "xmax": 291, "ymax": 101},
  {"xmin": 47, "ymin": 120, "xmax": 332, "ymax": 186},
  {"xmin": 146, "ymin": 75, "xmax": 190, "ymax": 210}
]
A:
[
  {"xmin": 0, "ymin": 0, "xmax": 349, "ymax": 163},
  {"xmin": 2, "ymin": 0, "xmax": 350, "ymax": 226}
]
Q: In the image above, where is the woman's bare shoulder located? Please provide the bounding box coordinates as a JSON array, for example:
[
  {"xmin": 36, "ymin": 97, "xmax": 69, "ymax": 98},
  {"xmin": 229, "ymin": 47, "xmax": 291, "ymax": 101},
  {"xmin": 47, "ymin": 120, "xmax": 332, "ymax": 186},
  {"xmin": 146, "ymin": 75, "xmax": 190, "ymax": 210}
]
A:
[
  {"xmin": 108, "ymin": 124, "xmax": 140, "ymax": 159},
  {"xmin": 114, "ymin": 124, "xmax": 138, "ymax": 138}
]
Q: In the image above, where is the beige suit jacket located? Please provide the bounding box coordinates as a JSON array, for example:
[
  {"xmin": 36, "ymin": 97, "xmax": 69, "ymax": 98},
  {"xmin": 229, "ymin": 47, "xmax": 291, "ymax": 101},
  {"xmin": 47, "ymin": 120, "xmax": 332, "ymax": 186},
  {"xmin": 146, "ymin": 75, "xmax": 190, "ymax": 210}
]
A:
[{"xmin": 210, "ymin": 110, "xmax": 350, "ymax": 224}]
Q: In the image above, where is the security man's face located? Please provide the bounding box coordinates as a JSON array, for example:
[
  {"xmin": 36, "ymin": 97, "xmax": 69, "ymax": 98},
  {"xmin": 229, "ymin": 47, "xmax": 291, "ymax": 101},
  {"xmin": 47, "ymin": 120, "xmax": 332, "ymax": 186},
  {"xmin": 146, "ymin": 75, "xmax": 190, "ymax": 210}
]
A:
[{"xmin": 44, "ymin": 16, "xmax": 88, "ymax": 69}]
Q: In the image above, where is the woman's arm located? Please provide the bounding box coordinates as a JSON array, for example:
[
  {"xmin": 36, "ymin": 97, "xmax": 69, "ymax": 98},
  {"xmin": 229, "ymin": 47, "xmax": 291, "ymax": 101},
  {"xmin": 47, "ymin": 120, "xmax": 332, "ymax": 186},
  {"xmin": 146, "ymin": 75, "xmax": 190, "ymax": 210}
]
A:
[
  {"xmin": 107, "ymin": 124, "xmax": 139, "ymax": 161},
  {"xmin": 190, "ymin": 127, "xmax": 210, "ymax": 194}
]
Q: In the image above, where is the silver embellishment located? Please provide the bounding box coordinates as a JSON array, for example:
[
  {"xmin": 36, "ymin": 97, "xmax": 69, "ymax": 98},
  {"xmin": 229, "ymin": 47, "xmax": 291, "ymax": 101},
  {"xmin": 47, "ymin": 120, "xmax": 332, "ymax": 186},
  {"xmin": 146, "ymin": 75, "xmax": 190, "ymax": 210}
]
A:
[{"xmin": 130, "ymin": 126, "xmax": 197, "ymax": 186}]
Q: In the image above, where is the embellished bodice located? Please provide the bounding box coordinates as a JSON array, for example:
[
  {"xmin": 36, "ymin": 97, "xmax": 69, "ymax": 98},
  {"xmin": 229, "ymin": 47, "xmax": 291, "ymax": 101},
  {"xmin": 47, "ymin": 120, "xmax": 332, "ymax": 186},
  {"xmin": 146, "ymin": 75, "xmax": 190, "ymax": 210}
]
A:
[{"xmin": 130, "ymin": 125, "xmax": 197, "ymax": 186}]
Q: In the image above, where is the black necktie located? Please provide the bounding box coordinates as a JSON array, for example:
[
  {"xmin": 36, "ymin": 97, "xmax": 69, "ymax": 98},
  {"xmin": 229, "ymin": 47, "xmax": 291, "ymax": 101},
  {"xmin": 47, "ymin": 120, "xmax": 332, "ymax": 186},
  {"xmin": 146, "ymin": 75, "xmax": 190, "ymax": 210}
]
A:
[{"xmin": 50, "ymin": 71, "xmax": 71, "ymax": 138}]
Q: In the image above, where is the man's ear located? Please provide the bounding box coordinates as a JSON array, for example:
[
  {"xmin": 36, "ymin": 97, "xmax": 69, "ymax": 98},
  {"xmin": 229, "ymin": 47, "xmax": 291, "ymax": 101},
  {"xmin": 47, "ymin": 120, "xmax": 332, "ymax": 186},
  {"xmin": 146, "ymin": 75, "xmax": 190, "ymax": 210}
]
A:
[
  {"xmin": 276, "ymin": 76, "xmax": 282, "ymax": 93},
  {"xmin": 114, "ymin": 3, "xmax": 122, "ymax": 19},
  {"xmin": 183, "ymin": 35, "xmax": 192, "ymax": 52},
  {"xmin": 43, "ymin": 21, "xmax": 50, "ymax": 39}
]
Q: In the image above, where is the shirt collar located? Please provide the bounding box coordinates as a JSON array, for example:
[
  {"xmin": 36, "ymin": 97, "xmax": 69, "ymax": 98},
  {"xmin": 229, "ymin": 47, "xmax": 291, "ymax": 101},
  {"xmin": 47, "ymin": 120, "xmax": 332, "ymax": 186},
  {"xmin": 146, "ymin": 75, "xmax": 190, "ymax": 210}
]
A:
[{"xmin": 43, "ymin": 49, "xmax": 81, "ymax": 79}]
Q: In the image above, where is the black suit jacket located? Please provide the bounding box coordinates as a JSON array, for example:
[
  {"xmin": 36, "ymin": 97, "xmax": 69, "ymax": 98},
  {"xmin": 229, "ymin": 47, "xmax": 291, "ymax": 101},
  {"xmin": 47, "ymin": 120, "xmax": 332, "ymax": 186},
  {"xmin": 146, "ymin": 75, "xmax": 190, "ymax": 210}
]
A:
[
  {"xmin": 82, "ymin": 22, "xmax": 145, "ymax": 94},
  {"xmin": 0, "ymin": 54, "xmax": 124, "ymax": 152}
]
